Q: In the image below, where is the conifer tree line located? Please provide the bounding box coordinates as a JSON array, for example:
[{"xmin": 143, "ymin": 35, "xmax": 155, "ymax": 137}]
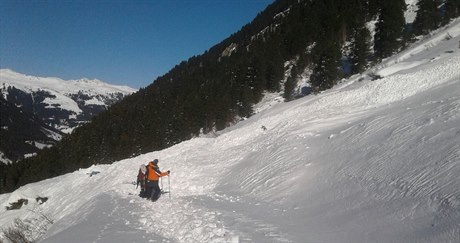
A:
[{"xmin": 1, "ymin": 0, "xmax": 459, "ymax": 193}]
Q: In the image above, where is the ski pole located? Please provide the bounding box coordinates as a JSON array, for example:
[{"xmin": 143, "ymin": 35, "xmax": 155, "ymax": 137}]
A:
[
  {"xmin": 168, "ymin": 172, "xmax": 171, "ymax": 199},
  {"xmin": 160, "ymin": 176, "xmax": 164, "ymax": 192}
]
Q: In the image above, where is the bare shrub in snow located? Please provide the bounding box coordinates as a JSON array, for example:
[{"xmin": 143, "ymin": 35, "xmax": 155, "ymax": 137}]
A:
[
  {"xmin": 1, "ymin": 218, "xmax": 32, "ymax": 243},
  {"xmin": 1, "ymin": 208, "xmax": 53, "ymax": 243}
]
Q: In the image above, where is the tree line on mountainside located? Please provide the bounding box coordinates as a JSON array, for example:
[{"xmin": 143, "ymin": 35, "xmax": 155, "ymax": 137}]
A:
[
  {"xmin": 0, "ymin": 96, "xmax": 64, "ymax": 162},
  {"xmin": 1, "ymin": 0, "xmax": 459, "ymax": 193}
]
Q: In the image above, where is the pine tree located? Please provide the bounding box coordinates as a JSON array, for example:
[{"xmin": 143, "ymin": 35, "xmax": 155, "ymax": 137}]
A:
[
  {"xmin": 310, "ymin": 34, "xmax": 342, "ymax": 91},
  {"xmin": 413, "ymin": 0, "xmax": 440, "ymax": 36},
  {"xmin": 350, "ymin": 25, "xmax": 371, "ymax": 74},
  {"xmin": 309, "ymin": 0, "xmax": 342, "ymax": 91},
  {"xmin": 347, "ymin": 1, "xmax": 371, "ymax": 75},
  {"xmin": 442, "ymin": 0, "xmax": 460, "ymax": 24},
  {"xmin": 374, "ymin": 0, "xmax": 406, "ymax": 60},
  {"xmin": 365, "ymin": 0, "xmax": 380, "ymax": 20}
]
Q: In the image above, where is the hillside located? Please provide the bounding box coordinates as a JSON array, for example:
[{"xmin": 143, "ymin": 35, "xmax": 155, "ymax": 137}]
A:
[
  {"xmin": 0, "ymin": 97, "xmax": 63, "ymax": 163},
  {"xmin": 1, "ymin": 17, "xmax": 459, "ymax": 243},
  {"xmin": 0, "ymin": 69, "xmax": 136, "ymax": 163}
]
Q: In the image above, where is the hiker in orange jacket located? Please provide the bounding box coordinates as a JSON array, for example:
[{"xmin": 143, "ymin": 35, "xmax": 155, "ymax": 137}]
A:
[{"xmin": 145, "ymin": 159, "xmax": 170, "ymax": 201}]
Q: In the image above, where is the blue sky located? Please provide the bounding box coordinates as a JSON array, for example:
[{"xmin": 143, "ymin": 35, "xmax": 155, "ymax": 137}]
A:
[{"xmin": 0, "ymin": 0, "xmax": 273, "ymax": 88}]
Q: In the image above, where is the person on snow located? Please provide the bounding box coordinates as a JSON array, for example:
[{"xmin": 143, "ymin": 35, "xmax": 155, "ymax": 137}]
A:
[
  {"xmin": 145, "ymin": 159, "xmax": 170, "ymax": 201},
  {"xmin": 137, "ymin": 164, "xmax": 147, "ymax": 198}
]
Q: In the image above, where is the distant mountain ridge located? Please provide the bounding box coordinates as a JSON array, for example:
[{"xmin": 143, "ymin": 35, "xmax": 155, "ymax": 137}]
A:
[
  {"xmin": 0, "ymin": 69, "xmax": 136, "ymax": 163},
  {"xmin": 0, "ymin": 69, "xmax": 137, "ymax": 133}
]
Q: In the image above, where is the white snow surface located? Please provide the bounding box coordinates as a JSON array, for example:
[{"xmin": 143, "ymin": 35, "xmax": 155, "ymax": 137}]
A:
[
  {"xmin": 0, "ymin": 69, "xmax": 137, "ymax": 114},
  {"xmin": 1, "ymin": 20, "xmax": 460, "ymax": 243}
]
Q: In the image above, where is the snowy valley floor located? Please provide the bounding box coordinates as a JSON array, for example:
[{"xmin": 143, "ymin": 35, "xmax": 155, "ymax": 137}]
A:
[{"xmin": 1, "ymin": 20, "xmax": 460, "ymax": 243}]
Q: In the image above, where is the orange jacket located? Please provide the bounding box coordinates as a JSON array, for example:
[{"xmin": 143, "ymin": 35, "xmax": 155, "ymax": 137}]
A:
[{"xmin": 146, "ymin": 162, "xmax": 169, "ymax": 181}]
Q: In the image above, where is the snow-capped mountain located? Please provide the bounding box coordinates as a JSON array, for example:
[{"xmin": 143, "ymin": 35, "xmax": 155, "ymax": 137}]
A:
[
  {"xmin": 0, "ymin": 17, "xmax": 459, "ymax": 243},
  {"xmin": 0, "ymin": 69, "xmax": 137, "ymax": 133},
  {"xmin": 0, "ymin": 69, "xmax": 137, "ymax": 163}
]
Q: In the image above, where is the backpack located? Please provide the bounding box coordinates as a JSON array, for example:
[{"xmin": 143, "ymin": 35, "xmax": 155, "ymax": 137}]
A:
[{"xmin": 136, "ymin": 164, "xmax": 147, "ymax": 189}]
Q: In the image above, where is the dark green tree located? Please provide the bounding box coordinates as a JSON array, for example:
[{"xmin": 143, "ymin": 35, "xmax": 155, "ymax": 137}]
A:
[
  {"xmin": 413, "ymin": 0, "xmax": 440, "ymax": 36},
  {"xmin": 349, "ymin": 25, "xmax": 371, "ymax": 74},
  {"xmin": 374, "ymin": 0, "xmax": 406, "ymax": 60},
  {"xmin": 442, "ymin": 0, "xmax": 460, "ymax": 24},
  {"xmin": 361, "ymin": 0, "xmax": 380, "ymax": 21},
  {"xmin": 310, "ymin": 34, "xmax": 342, "ymax": 91},
  {"xmin": 308, "ymin": 0, "xmax": 342, "ymax": 91}
]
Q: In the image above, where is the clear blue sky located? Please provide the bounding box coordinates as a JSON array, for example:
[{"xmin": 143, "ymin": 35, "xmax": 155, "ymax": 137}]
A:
[{"xmin": 0, "ymin": 0, "xmax": 274, "ymax": 88}]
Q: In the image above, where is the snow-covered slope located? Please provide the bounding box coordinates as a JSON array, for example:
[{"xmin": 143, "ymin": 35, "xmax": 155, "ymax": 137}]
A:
[
  {"xmin": 1, "ymin": 20, "xmax": 459, "ymax": 243},
  {"xmin": 0, "ymin": 69, "xmax": 137, "ymax": 133}
]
